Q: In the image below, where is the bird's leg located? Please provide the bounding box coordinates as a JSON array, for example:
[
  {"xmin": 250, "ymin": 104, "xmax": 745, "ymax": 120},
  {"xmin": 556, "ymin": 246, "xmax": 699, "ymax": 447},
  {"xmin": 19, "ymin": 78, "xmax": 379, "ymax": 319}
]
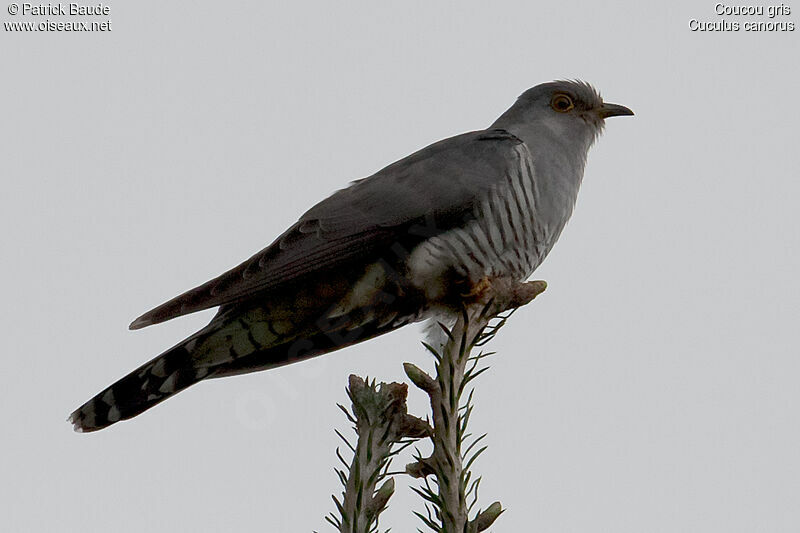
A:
[{"xmin": 460, "ymin": 275, "xmax": 493, "ymax": 301}]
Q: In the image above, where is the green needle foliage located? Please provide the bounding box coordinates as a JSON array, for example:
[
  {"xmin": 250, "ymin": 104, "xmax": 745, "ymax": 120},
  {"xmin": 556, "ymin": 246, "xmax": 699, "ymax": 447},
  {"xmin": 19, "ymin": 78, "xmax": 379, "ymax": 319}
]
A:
[
  {"xmin": 326, "ymin": 376, "xmax": 431, "ymax": 533},
  {"xmin": 325, "ymin": 279, "xmax": 547, "ymax": 533}
]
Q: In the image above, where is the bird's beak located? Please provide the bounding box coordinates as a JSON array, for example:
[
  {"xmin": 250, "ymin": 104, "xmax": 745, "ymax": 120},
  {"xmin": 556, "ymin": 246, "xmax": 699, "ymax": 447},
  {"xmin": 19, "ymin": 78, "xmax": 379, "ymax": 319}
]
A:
[{"xmin": 597, "ymin": 102, "xmax": 634, "ymax": 118}]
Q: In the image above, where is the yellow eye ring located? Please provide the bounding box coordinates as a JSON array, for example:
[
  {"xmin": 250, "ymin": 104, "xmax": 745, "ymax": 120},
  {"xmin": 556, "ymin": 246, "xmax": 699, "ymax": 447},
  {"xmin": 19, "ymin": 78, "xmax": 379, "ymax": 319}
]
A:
[{"xmin": 551, "ymin": 94, "xmax": 574, "ymax": 113}]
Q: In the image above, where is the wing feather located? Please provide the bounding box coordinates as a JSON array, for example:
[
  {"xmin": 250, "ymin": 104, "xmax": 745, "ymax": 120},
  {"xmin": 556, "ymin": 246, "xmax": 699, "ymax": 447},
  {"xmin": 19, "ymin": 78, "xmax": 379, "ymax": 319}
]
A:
[{"xmin": 129, "ymin": 129, "xmax": 523, "ymax": 329}]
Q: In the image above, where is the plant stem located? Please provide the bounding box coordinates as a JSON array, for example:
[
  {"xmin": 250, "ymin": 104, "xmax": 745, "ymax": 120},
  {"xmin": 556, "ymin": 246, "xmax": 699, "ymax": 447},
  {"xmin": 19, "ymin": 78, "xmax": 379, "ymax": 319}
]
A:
[
  {"xmin": 405, "ymin": 278, "xmax": 547, "ymax": 532},
  {"xmin": 328, "ymin": 376, "xmax": 430, "ymax": 533}
]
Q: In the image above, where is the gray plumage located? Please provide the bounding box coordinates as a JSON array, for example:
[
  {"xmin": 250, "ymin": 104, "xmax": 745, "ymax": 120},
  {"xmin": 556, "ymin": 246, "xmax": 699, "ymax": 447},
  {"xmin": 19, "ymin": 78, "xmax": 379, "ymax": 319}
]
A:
[{"xmin": 69, "ymin": 80, "xmax": 632, "ymax": 432}]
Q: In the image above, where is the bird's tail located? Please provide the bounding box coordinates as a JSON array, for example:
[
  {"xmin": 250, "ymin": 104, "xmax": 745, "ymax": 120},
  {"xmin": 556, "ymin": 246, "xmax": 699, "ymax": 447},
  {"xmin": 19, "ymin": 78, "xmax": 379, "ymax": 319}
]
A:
[
  {"xmin": 69, "ymin": 286, "xmax": 422, "ymax": 432},
  {"xmin": 69, "ymin": 336, "xmax": 210, "ymax": 432}
]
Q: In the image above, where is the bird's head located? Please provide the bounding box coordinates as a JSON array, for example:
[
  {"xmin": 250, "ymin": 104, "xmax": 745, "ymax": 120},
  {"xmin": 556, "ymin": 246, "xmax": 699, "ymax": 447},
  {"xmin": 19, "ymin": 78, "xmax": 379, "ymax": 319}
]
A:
[{"xmin": 492, "ymin": 80, "xmax": 633, "ymax": 150}]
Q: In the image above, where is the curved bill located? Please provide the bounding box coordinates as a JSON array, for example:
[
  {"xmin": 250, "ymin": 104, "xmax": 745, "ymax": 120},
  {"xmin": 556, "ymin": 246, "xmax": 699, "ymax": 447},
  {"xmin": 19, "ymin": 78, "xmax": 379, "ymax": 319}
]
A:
[{"xmin": 598, "ymin": 102, "xmax": 634, "ymax": 118}]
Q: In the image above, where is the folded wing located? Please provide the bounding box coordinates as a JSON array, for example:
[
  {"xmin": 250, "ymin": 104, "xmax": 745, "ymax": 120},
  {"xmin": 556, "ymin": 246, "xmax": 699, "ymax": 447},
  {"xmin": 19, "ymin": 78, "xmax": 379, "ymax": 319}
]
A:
[{"xmin": 129, "ymin": 130, "xmax": 524, "ymax": 330}]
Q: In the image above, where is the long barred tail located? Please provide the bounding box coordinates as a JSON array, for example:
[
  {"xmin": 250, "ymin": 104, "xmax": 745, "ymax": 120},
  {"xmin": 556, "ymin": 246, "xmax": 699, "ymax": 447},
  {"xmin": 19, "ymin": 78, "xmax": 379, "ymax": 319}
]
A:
[
  {"xmin": 69, "ymin": 281, "xmax": 421, "ymax": 432},
  {"xmin": 68, "ymin": 338, "xmax": 210, "ymax": 432}
]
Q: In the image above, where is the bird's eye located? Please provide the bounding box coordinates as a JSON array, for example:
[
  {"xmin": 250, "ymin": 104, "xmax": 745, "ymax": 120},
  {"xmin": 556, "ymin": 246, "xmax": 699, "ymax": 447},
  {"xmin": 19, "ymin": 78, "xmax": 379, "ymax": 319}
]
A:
[{"xmin": 551, "ymin": 94, "xmax": 574, "ymax": 113}]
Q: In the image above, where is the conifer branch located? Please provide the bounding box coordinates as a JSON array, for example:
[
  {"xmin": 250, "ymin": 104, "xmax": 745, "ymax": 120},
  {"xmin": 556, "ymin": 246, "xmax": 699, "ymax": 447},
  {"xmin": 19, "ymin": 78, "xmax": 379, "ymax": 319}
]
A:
[
  {"xmin": 327, "ymin": 375, "xmax": 431, "ymax": 532},
  {"xmin": 405, "ymin": 278, "xmax": 546, "ymax": 532}
]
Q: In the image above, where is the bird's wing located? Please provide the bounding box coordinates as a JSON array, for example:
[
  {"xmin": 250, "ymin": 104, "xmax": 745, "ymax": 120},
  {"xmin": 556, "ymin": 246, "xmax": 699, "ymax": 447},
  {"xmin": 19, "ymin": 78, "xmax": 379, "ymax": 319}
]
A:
[{"xmin": 129, "ymin": 129, "xmax": 524, "ymax": 329}]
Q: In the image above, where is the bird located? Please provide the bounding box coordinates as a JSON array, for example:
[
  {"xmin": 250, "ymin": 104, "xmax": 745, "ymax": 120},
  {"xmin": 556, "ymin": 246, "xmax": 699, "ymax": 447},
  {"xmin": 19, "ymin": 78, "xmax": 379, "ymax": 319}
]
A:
[{"xmin": 69, "ymin": 80, "xmax": 633, "ymax": 432}]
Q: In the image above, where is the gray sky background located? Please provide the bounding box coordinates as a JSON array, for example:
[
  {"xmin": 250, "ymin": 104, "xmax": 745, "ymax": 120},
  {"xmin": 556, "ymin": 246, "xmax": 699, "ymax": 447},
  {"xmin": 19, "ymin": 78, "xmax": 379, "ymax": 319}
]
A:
[{"xmin": 1, "ymin": 1, "xmax": 798, "ymax": 531}]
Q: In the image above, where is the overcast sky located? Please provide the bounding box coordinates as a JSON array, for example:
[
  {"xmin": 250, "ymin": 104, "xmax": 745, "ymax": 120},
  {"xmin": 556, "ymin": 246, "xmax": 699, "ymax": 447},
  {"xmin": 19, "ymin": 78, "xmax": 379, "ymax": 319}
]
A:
[{"xmin": 1, "ymin": 1, "xmax": 798, "ymax": 531}]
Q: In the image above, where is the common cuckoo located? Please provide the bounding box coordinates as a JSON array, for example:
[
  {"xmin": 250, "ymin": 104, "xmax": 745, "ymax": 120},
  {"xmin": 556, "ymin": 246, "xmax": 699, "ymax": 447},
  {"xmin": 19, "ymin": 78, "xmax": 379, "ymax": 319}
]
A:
[{"xmin": 70, "ymin": 80, "xmax": 633, "ymax": 432}]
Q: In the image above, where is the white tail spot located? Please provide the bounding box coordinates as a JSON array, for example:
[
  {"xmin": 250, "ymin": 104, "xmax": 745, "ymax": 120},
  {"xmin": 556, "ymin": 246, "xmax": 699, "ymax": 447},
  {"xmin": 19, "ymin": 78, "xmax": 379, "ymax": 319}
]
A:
[
  {"xmin": 101, "ymin": 389, "xmax": 115, "ymax": 406},
  {"xmin": 83, "ymin": 405, "xmax": 96, "ymax": 428},
  {"xmin": 158, "ymin": 372, "xmax": 178, "ymax": 393},
  {"xmin": 107, "ymin": 406, "xmax": 121, "ymax": 422},
  {"xmin": 151, "ymin": 358, "xmax": 167, "ymax": 378}
]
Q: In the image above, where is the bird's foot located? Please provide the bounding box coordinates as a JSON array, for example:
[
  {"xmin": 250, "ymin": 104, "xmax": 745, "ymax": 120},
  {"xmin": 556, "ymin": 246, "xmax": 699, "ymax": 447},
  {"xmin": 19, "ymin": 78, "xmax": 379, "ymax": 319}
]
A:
[{"xmin": 460, "ymin": 276, "xmax": 493, "ymax": 301}]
